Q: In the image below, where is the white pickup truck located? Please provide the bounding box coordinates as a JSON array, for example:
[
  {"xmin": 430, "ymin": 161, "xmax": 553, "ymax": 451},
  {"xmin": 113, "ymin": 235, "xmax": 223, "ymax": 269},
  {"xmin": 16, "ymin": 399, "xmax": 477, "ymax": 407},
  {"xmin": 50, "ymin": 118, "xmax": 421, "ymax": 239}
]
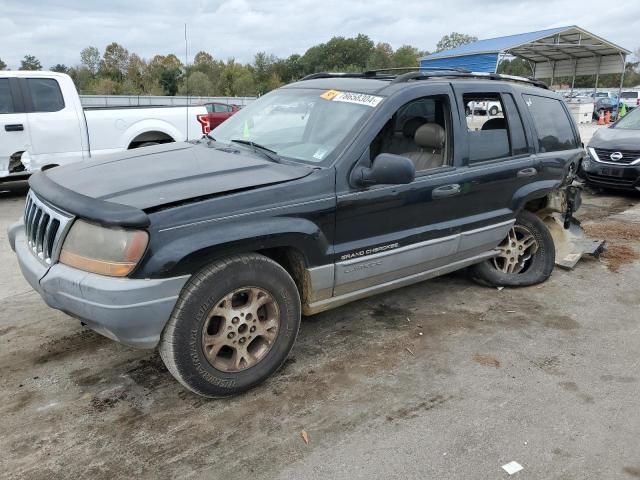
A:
[{"xmin": 0, "ymin": 71, "xmax": 207, "ymax": 181}]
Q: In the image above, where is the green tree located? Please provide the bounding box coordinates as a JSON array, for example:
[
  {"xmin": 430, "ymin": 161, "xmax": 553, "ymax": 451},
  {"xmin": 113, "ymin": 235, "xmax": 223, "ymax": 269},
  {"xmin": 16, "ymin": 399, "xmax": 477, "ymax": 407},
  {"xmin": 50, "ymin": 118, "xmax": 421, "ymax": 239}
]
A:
[
  {"xmin": 497, "ymin": 57, "xmax": 533, "ymax": 77},
  {"xmin": 436, "ymin": 32, "xmax": 478, "ymax": 52},
  {"xmin": 20, "ymin": 55, "xmax": 42, "ymax": 71},
  {"xmin": 51, "ymin": 64, "xmax": 69, "ymax": 73},
  {"xmin": 368, "ymin": 42, "xmax": 394, "ymax": 70},
  {"xmin": 147, "ymin": 54, "xmax": 184, "ymax": 95},
  {"xmin": 302, "ymin": 34, "xmax": 374, "ymax": 73},
  {"xmin": 86, "ymin": 77, "xmax": 121, "ymax": 95},
  {"xmin": 101, "ymin": 42, "xmax": 130, "ymax": 81},
  {"xmin": 178, "ymin": 71, "xmax": 214, "ymax": 96},
  {"xmin": 68, "ymin": 67, "xmax": 94, "ymax": 93},
  {"xmin": 217, "ymin": 60, "xmax": 255, "ymax": 96},
  {"xmin": 80, "ymin": 46, "xmax": 101, "ymax": 75},
  {"xmin": 392, "ymin": 45, "xmax": 422, "ymax": 68},
  {"xmin": 0, "ymin": 58, "xmax": 6, "ymax": 70}
]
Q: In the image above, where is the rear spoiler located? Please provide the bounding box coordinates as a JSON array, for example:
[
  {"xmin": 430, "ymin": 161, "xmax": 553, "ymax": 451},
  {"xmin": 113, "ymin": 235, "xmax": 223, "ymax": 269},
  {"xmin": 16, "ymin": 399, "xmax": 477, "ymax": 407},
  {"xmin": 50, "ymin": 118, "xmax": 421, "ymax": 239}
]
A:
[{"xmin": 29, "ymin": 172, "xmax": 150, "ymax": 228}]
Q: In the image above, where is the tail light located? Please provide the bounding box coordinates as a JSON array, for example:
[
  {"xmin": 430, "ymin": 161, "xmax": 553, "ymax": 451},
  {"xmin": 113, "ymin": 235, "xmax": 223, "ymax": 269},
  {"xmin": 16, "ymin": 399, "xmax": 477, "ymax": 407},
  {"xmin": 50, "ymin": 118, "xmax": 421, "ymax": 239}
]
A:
[
  {"xmin": 197, "ymin": 114, "xmax": 211, "ymax": 134},
  {"xmin": 637, "ymin": 98, "xmax": 640, "ymax": 106}
]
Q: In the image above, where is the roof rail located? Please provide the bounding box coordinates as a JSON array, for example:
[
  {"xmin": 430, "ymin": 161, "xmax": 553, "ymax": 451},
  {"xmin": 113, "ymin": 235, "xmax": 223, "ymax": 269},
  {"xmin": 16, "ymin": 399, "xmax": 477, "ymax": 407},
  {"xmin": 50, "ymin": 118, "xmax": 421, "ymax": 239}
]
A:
[
  {"xmin": 300, "ymin": 69, "xmax": 548, "ymax": 89},
  {"xmin": 363, "ymin": 66, "xmax": 471, "ymax": 75},
  {"xmin": 390, "ymin": 70, "xmax": 548, "ymax": 89}
]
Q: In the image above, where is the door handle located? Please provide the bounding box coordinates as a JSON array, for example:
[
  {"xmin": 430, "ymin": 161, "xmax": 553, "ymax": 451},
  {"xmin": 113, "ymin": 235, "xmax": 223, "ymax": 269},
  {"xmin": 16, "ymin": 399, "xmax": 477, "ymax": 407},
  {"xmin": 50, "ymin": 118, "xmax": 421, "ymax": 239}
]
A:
[
  {"xmin": 517, "ymin": 167, "xmax": 537, "ymax": 178},
  {"xmin": 4, "ymin": 124, "xmax": 24, "ymax": 132},
  {"xmin": 432, "ymin": 184, "xmax": 461, "ymax": 199}
]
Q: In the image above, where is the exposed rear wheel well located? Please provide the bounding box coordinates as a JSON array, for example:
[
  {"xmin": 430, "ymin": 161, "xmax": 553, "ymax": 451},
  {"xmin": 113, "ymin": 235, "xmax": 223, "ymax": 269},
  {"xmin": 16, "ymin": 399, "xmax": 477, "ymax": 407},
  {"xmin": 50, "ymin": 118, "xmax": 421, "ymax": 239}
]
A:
[
  {"xmin": 128, "ymin": 131, "xmax": 174, "ymax": 149},
  {"xmin": 523, "ymin": 197, "xmax": 548, "ymax": 213}
]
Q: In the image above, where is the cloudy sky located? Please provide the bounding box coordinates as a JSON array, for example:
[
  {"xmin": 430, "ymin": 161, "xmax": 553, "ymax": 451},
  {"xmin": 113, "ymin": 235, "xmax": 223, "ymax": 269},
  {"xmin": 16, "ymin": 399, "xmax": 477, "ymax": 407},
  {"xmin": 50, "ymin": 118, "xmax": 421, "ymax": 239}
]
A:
[{"xmin": 1, "ymin": 0, "xmax": 639, "ymax": 69}]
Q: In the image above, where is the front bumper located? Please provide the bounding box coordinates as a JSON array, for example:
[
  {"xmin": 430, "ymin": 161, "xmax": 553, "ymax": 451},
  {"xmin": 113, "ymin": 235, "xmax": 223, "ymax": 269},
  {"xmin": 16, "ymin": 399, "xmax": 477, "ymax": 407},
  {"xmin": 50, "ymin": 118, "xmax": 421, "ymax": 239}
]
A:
[
  {"xmin": 9, "ymin": 223, "xmax": 189, "ymax": 349},
  {"xmin": 581, "ymin": 157, "xmax": 640, "ymax": 191}
]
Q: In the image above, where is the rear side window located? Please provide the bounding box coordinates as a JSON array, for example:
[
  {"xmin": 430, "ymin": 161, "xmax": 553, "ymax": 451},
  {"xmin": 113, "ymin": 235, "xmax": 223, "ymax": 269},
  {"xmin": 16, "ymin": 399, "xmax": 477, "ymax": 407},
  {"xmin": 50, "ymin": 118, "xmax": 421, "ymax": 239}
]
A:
[
  {"xmin": 621, "ymin": 92, "xmax": 638, "ymax": 99},
  {"xmin": 0, "ymin": 79, "xmax": 15, "ymax": 114},
  {"xmin": 26, "ymin": 78, "xmax": 65, "ymax": 112},
  {"xmin": 463, "ymin": 93, "xmax": 510, "ymax": 163},
  {"xmin": 523, "ymin": 94, "xmax": 578, "ymax": 152}
]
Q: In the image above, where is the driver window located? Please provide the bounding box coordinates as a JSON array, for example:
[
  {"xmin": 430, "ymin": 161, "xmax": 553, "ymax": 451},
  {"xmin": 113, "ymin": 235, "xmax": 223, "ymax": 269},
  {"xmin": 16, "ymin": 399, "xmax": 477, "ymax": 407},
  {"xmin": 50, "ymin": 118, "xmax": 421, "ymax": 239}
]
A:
[{"xmin": 370, "ymin": 95, "xmax": 450, "ymax": 172}]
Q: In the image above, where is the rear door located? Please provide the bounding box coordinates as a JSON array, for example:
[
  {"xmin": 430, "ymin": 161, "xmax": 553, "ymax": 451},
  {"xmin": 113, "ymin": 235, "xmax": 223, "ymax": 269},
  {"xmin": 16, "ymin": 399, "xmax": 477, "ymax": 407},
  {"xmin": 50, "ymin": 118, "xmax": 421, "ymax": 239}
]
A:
[
  {"xmin": 0, "ymin": 77, "xmax": 30, "ymax": 177},
  {"xmin": 450, "ymin": 84, "xmax": 540, "ymax": 234},
  {"xmin": 21, "ymin": 76, "xmax": 84, "ymax": 167},
  {"xmin": 209, "ymin": 103, "xmax": 233, "ymax": 128}
]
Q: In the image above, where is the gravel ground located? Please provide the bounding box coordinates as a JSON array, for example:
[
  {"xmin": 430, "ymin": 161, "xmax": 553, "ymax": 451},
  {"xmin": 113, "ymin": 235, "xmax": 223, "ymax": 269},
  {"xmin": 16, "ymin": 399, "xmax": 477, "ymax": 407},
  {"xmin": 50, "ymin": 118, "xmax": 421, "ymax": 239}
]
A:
[{"xmin": 0, "ymin": 182, "xmax": 639, "ymax": 480}]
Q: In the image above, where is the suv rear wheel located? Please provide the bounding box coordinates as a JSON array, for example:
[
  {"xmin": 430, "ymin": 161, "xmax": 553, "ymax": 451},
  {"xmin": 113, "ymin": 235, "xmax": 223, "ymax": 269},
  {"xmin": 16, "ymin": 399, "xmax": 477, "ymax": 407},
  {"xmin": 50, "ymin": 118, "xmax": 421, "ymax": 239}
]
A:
[
  {"xmin": 469, "ymin": 210, "xmax": 555, "ymax": 287},
  {"xmin": 159, "ymin": 254, "xmax": 301, "ymax": 397}
]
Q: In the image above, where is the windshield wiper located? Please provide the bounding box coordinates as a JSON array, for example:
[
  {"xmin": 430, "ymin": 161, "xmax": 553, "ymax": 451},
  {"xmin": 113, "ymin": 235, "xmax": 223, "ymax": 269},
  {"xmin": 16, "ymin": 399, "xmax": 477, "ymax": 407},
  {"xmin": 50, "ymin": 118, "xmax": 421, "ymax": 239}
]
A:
[{"xmin": 230, "ymin": 139, "xmax": 281, "ymax": 163}]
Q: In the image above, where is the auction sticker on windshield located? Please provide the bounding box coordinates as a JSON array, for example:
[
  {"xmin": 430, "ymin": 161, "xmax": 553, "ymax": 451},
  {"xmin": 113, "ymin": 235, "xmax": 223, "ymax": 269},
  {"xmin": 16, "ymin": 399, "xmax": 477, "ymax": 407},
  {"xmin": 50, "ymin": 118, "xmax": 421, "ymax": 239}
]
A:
[{"xmin": 321, "ymin": 90, "xmax": 383, "ymax": 107}]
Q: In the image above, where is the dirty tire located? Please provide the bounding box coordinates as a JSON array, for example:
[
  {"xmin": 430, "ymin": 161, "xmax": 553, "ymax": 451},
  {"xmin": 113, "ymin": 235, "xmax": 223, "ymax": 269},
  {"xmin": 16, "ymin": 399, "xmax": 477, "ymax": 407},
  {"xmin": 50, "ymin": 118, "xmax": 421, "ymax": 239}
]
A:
[
  {"xmin": 489, "ymin": 105, "xmax": 499, "ymax": 116},
  {"xmin": 469, "ymin": 210, "xmax": 555, "ymax": 287},
  {"xmin": 159, "ymin": 254, "xmax": 301, "ymax": 398}
]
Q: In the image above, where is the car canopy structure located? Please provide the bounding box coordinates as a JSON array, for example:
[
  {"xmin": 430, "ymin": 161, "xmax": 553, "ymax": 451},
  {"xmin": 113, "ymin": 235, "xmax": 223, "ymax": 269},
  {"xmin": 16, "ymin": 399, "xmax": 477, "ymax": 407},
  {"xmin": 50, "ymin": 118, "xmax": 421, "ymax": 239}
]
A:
[{"xmin": 420, "ymin": 26, "xmax": 630, "ymax": 90}]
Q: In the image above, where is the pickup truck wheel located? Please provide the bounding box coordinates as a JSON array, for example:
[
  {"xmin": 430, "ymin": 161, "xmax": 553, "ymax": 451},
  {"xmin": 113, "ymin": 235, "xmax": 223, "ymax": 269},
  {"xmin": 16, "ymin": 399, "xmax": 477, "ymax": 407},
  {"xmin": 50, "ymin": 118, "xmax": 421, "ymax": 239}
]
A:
[
  {"xmin": 489, "ymin": 105, "xmax": 499, "ymax": 116},
  {"xmin": 159, "ymin": 254, "xmax": 301, "ymax": 398},
  {"xmin": 136, "ymin": 141, "xmax": 160, "ymax": 148},
  {"xmin": 469, "ymin": 210, "xmax": 555, "ymax": 287}
]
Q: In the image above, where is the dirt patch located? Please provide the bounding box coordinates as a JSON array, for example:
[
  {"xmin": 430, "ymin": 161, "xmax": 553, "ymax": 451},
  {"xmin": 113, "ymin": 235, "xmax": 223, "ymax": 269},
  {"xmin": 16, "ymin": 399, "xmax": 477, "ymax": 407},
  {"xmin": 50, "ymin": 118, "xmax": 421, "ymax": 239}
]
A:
[
  {"xmin": 90, "ymin": 387, "xmax": 129, "ymax": 412},
  {"xmin": 473, "ymin": 354, "xmax": 500, "ymax": 368},
  {"xmin": 623, "ymin": 466, "xmax": 640, "ymax": 478},
  {"xmin": 370, "ymin": 303, "xmax": 413, "ymax": 321},
  {"xmin": 0, "ymin": 326, "xmax": 16, "ymax": 336},
  {"xmin": 34, "ymin": 329, "xmax": 108, "ymax": 365},
  {"xmin": 125, "ymin": 354, "xmax": 170, "ymax": 390},
  {"xmin": 385, "ymin": 395, "xmax": 452, "ymax": 422},
  {"xmin": 600, "ymin": 245, "xmax": 640, "ymax": 272},
  {"xmin": 583, "ymin": 221, "xmax": 640, "ymax": 242}
]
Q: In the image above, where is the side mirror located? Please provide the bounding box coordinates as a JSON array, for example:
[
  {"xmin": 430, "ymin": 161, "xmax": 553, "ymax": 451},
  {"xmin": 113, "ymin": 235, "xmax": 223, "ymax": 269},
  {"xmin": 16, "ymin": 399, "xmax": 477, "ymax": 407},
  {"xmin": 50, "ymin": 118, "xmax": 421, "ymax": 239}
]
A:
[{"xmin": 352, "ymin": 153, "xmax": 415, "ymax": 187}]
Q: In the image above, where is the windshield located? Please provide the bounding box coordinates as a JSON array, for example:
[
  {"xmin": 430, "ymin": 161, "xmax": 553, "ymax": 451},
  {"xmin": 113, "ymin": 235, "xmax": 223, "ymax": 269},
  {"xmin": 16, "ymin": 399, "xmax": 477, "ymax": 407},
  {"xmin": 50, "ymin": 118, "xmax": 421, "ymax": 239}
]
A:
[
  {"xmin": 211, "ymin": 88, "xmax": 380, "ymax": 165},
  {"xmin": 614, "ymin": 107, "xmax": 640, "ymax": 130}
]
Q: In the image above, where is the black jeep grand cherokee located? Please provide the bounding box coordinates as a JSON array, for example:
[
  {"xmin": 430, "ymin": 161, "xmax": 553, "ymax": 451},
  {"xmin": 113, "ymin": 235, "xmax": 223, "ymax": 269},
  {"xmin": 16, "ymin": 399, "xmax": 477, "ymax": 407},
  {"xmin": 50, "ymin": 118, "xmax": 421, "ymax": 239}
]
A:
[{"xmin": 9, "ymin": 70, "xmax": 583, "ymax": 397}]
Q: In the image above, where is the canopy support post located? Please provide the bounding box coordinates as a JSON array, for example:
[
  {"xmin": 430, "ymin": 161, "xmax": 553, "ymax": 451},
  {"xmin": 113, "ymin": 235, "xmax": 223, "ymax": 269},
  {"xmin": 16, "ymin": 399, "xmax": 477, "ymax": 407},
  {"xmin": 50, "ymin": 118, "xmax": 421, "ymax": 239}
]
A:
[{"xmin": 616, "ymin": 53, "xmax": 626, "ymax": 117}]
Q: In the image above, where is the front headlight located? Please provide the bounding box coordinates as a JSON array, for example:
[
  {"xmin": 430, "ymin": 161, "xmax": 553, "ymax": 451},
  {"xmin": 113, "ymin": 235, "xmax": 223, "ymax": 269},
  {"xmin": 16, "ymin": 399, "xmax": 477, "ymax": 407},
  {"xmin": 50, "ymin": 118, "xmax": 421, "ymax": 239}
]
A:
[{"xmin": 60, "ymin": 219, "xmax": 149, "ymax": 277}]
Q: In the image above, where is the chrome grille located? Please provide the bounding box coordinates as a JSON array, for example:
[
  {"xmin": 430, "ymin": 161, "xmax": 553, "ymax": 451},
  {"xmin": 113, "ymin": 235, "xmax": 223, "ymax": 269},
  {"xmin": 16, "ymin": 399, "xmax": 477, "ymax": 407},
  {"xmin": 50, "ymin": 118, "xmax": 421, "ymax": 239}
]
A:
[
  {"xmin": 593, "ymin": 148, "xmax": 640, "ymax": 165},
  {"xmin": 23, "ymin": 191, "xmax": 73, "ymax": 265}
]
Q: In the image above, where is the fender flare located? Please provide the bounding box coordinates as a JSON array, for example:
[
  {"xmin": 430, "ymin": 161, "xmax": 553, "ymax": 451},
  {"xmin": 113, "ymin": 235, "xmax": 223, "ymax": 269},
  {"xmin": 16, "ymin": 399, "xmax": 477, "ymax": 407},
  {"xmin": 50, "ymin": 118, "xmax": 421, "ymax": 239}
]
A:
[
  {"xmin": 138, "ymin": 216, "xmax": 332, "ymax": 279},
  {"xmin": 510, "ymin": 179, "xmax": 562, "ymax": 213}
]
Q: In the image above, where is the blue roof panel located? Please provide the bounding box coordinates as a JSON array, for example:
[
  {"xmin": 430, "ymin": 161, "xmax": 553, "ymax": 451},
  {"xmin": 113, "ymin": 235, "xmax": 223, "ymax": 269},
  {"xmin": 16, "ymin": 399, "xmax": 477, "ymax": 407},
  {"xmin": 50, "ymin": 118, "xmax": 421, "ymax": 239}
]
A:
[
  {"xmin": 423, "ymin": 26, "xmax": 572, "ymax": 60},
  {"xmin": 420, "ymin": 53, "xmax": 500, "ymax": 73}
]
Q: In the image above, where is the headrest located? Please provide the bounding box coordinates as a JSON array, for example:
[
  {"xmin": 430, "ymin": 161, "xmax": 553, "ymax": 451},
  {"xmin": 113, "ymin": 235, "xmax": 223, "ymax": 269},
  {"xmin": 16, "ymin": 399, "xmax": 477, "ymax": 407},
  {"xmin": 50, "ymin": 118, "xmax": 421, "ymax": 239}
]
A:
[
  {"xmin": 402, "ymin": 116, "xmax": 428, "ymax": 138},
  {"xmin": 481, "ymin": 118, "xmax": 506, "ymax": 130},
  {"xmin": 414, "ymin": 123, "xmax": 445, "ymax": 149}
]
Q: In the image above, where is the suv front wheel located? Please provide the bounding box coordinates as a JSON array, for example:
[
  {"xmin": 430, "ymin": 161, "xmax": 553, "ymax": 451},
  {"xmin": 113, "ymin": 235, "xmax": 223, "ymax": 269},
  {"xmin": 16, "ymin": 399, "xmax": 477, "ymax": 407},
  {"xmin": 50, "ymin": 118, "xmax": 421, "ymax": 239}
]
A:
[
  {"xmin": 159, "ymin": 254, "xmax": 301, "ymax": 398},
  {"xmin": 469, "ymin": 210, "xmax": 555, "ymax": 287}
]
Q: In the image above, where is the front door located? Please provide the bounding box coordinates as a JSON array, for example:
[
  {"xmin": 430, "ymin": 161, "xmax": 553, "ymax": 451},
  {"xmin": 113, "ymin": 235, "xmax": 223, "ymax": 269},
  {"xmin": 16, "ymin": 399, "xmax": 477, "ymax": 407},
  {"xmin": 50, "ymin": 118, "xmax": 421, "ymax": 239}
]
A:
[{"xmin": 0, "ymin": 77, "xmax": 30, "ymax": 177}]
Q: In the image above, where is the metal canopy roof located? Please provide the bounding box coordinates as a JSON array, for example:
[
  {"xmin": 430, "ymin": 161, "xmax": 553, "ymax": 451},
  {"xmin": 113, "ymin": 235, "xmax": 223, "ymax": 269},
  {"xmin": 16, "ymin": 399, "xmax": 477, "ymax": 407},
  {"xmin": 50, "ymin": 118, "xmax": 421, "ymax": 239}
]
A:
[{"xmin": 421, "ymin": 26, "xmax": 631, "ymax": 78}]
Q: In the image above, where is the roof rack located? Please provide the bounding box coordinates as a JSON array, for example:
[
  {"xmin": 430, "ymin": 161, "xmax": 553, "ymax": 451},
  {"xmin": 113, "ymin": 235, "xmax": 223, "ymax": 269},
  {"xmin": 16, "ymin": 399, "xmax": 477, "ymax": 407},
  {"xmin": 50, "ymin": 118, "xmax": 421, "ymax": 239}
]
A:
[
  {"xmin": 300, "ymin": 67, "xmax": 548, "ymax": 89},
  {"xmin": 390, "ymin": 70, "xmax": 548, "ymax": 89}
]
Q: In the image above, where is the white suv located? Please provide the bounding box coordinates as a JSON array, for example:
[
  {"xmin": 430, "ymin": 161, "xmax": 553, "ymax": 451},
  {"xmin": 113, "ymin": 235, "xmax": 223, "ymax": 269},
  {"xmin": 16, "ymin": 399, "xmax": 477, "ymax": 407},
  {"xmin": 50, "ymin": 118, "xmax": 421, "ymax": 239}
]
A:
[
  {"xmin": 466, "ymin": 100, "xmax": 502, "ymax": 116},
  {"xmin": 620, "ymin": 91, "xmax": 640, "ymax": 110}
]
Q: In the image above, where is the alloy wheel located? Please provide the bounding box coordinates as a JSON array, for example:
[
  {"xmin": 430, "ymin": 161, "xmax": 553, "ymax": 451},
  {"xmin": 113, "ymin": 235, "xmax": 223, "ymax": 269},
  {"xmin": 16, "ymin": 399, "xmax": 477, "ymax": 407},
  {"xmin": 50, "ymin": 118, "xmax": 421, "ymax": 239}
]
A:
[
  {"xmin": 492, "ymin": 225, "xmax": 539, "ymax": 274},
  {"xmin": 202, "ymin": 287, "xmax": 280, "ymax": 372}
]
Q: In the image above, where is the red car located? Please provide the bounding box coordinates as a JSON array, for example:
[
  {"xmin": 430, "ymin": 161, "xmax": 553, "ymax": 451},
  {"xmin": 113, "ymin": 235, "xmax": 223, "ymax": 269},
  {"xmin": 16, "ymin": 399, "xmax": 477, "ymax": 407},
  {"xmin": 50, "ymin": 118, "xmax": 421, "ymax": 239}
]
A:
[{"xmin": 197, "ymin": 102, "xmax": 240, "ymax": 133}]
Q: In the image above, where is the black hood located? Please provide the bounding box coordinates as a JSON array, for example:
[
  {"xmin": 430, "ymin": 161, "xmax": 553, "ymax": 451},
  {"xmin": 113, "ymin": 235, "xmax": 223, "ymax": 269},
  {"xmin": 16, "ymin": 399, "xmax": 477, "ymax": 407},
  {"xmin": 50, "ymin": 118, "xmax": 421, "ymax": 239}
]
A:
[
  {"xmin": 30, "ymin": 142, "xmax": 313, "ymax": 228},
  {"xmin": 588, "ymin": 126, "xmax": 640, "ymax": 151}
]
